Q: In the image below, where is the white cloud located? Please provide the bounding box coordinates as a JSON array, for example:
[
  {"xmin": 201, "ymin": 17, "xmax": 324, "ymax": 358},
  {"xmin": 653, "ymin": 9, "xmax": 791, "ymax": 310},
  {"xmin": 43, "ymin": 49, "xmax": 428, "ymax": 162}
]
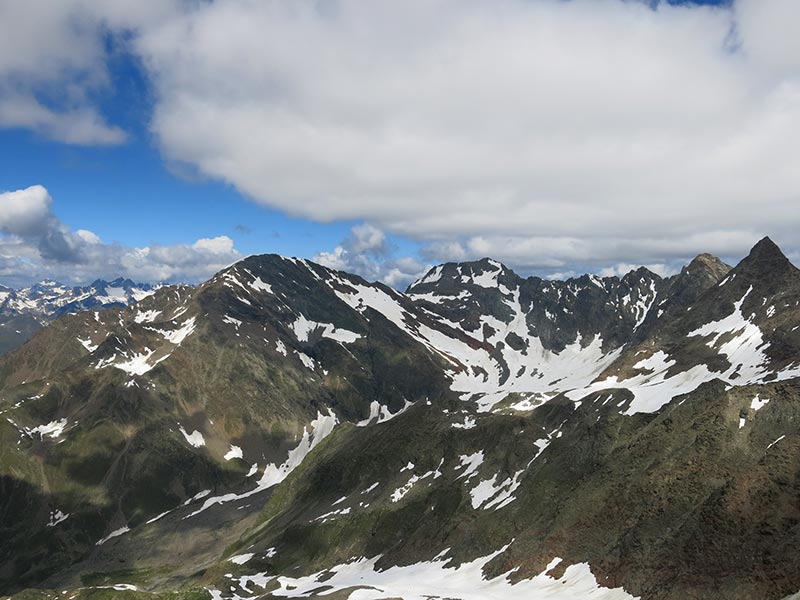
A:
[
  {"xmin": 1, "ymin": 0, "xmax": 799, "ymax": 271},
  {"xmin": 75, "ymin": 229, "xmax": 101, "ymax": 245},
  {"xmin": 0, "ymin": 186, "xmax": 241, "ymax": 286},
  {"xmin": 127, "ymin": 0, "xmax": 800, "ymax": 269},
  {"xmin": 734, "ymin": 0, "xmax": 800, "ymax": 80},
  {"xmin": 0, "ymin": 97, "xmax": 126, "ymax": 145},
  {"xmin": 545, "ymin": 271, "xmax": 578, "ymax": 281},
  {"xmin": 191, "ymin": 236, "xmax": 236, "ymax": 255},
  {"xmin": 344, "ymin": 224, "xmax": 388, "ymax": 256},
  {"xmin": 0, "ymin": 0, "xmax": 179, "ymax": 145},
  {"xmin": 0, "ymin": 185, "xmax": 54, "ymax": 237},
  {"xmin": 314, "ymin": 224, "xmax": 428, "ymax": 289}
]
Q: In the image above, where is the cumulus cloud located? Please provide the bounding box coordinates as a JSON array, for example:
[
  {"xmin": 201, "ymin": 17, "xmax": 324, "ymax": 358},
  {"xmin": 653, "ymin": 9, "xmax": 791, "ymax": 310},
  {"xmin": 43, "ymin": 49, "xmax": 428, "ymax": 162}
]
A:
[
  {"xmin": 0, "ymin": 98, "xmax": 126, "ymax": 146},
  {"xmin": 0, "ymin": 185, "xmax": 54, "ymax": 237},
  {"xmin": 0, "ymin": 0, "xmax": 180, "ymax": 144},
  {"xmin": 0, "ymin": 186, "xmax": 241, "ymax": 286},
  {"xmin": 1, "ymin": 0, "xmax": 799, "ymax": 272},
  {"xmin": 315, "ymin": 224, "xmax": 429, "ymax": 289},
  {"xmin": 129, "ymin": 0, "xmax": 800, "ymax": 268},
  {"xmin": 0, "ymin": 185, "xmax": 88, "ymax": 262}
]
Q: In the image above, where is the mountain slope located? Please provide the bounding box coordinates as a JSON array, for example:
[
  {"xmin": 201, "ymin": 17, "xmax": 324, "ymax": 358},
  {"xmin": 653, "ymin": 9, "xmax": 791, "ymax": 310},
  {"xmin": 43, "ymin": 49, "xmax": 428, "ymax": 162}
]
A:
[{"xmin": 1, "ymin": 238, "xmax": 799, "ymax": 600}]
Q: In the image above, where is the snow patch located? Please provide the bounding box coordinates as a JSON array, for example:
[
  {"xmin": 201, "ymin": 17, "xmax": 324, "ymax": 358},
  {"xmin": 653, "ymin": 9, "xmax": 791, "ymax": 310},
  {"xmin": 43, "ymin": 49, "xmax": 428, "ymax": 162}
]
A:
[
  {"xmin": 158, "ymin": 317, "xmax": 197, "ymax": 345},
  {"xmin": 295, "ymin": 351, "xmax": 316, "ymax": 370},
  {"xmin": 96, "ymin": 526, "xmax": 130, "ymax": 546},
  {"xmin": 78, "ymin": 337, "xmax": 98, "ymax": 352},
  {"xmin": 134, "ymin": 309, "xmax": 161, "ymax": 323},
  {"xmin": 452, "ymin": 415, "xmax": 476, "ymax": 429},
  {"xmin": 179, "ymin": 425, "xmax": 206, "ymax": 448},
  {"xmin": 223, "ymin": 315, "xmax": 243, "ymax": 330},
  {"xmin": 224, "ymin": 445, "xmax": 243, "ymax": 460},
  {"xmin": 357, "ymin": 400, "xmax": 414, "ymax": 427},
  {"xmin": 391, "ymin": 460, "xmax": 443, "ymax": 503},
  {"xmin": 250, "ymin": 276, "xmax": 273, "ymax": 294},
  {"xmin": 47, "ymin": 509, "xmax": 69, "ymax": 527},
  {"xmin": 456, "ymin": 452, "xmax": 484, "ymax": 480},
  {"xmin": 230, "ymin": 553, "xmax": 255, "ymax": 565},
  {"xmin": 291, "ymin": 314, "xmax": 361, "ymax": 344},
  {"xmin": 470, "ymin": 470, "xmax": 525, "ymax": 510}
]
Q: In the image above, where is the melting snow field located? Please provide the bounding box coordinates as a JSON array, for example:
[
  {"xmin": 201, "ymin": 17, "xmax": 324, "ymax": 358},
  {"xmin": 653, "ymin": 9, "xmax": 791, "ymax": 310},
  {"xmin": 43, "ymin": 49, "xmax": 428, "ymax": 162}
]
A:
[
  {"xmin": 326, "ymin": 272, "xmax": 628, "ymax": 414},
  {"xmin": 469, "ymin": 470, "xmax": 525, "ymax": 510},
  {"xmin": 318, "ymin": 265, "xmax": 641, "ymax": 414},
  {"xmin": 209, "ymin": 546, "xmax": 638, "ymax": 600},
  {"xmin": 565, "ymin": 350, "xmax": 716, "ymax": 415},
  {"xmin": 291, "ymin": 314, "xmax": 362, "ymax": 344},
  {"xmin": 112, "ymin": 348, "xmax": 166, "ymax": 376},
  {"xmin": 25, "ymin": 418, "xmax": 69, "ymax": 440},
  {"xmin": 554, "ymin": 286, "xmax": 800, "ymax": 415}
]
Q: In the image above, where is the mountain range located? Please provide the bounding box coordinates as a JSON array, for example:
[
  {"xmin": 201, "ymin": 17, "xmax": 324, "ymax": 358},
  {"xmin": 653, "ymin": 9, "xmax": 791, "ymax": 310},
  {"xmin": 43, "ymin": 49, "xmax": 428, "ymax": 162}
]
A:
[
  {"xmin": 1, "ymin": 237, "xmax": 799, "ymax": 599},
  {"xmin": 0, "ymin": 279, "xmax": 157, "ymax": 355}
]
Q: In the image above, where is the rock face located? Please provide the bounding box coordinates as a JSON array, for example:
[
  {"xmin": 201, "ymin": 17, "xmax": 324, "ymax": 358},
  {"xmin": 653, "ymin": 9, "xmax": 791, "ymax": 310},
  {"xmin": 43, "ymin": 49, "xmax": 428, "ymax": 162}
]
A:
[
  {"xmin": 0, "ymin": 278, "xmax": 157, "ymax": 354},
  {"xmin": 1, "ymin": 238, "xmax": 799, "ymax": 600}
]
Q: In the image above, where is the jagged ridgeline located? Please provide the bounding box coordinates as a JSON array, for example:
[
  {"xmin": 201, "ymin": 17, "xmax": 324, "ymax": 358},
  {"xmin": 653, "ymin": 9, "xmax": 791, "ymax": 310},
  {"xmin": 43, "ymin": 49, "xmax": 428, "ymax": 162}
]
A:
[
  {"xmin": 0, "ymin": 278, "xmax": 157, "ymax": 355},
  {"xmin": 1, "ymin": 237, "xmax": 799, "ymax": 600}
]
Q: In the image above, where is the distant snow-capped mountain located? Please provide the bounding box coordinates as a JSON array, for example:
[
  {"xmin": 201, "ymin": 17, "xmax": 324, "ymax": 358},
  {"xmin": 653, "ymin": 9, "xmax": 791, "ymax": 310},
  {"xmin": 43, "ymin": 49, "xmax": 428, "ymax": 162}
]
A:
[{"xmin": 0, "ymin": 278, "xmax": 158, "ymax": 354}]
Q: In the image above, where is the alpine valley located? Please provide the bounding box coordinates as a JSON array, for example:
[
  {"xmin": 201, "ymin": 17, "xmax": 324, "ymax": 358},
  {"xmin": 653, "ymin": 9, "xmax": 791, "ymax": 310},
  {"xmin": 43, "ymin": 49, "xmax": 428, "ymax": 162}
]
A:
[{"xmin": 2, "ymin": 237, "xmax": 799, "ymax": 600}]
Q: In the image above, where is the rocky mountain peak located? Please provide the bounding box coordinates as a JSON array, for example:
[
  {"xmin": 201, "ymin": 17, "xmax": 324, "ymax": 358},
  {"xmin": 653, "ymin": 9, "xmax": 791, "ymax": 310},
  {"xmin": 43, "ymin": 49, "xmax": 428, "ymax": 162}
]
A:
[
  {"xmin": 686, "ymin": 252, "xmax": 731, "ymax": 277},
  {"xmin": 620, "ymin": 266, "xmax": 662, "ymax": 287},
  {"xmin": 736, "ymin": 236, "xmax": 796, "ymax": 276},
  {"xmin": 665, "ymin": 252, "xmax": 732, "ymax": 308}
]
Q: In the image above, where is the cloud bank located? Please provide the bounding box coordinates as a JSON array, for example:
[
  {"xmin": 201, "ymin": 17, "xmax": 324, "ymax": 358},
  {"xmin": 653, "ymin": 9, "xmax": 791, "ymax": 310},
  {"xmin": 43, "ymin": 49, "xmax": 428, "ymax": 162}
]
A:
[
  {"xmin": 314, "ymin": 224, "xmax": 429, "ymax": 289},
  {"xmin": 1, "ymin": 0, "xmax": 799, "ymax": 278},
  {"xmin": 0, "ymin": 186, "xmax": 241, "ymax": 287},
  {"xmin": 135, "ymin": 0, "xmax": 800, "ymax": 271}
]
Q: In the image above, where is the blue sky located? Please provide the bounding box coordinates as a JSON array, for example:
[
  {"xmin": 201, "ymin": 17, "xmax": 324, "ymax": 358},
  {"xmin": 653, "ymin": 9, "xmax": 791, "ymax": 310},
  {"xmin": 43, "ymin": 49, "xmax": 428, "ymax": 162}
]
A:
[
  {"xmin": 0, "ymin": 126, "xmax": 357, "ymax": 256},
  {"xmin": 0, "ymin": 19, "xmax": 424, "ymax": 286},
  {"xmin": 0, "ymin": 0, "xmax": 796, "ymax": 287},
  {"xmin": 0, "ymin": 51, "xmax": 364, "ymax": 258}
]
